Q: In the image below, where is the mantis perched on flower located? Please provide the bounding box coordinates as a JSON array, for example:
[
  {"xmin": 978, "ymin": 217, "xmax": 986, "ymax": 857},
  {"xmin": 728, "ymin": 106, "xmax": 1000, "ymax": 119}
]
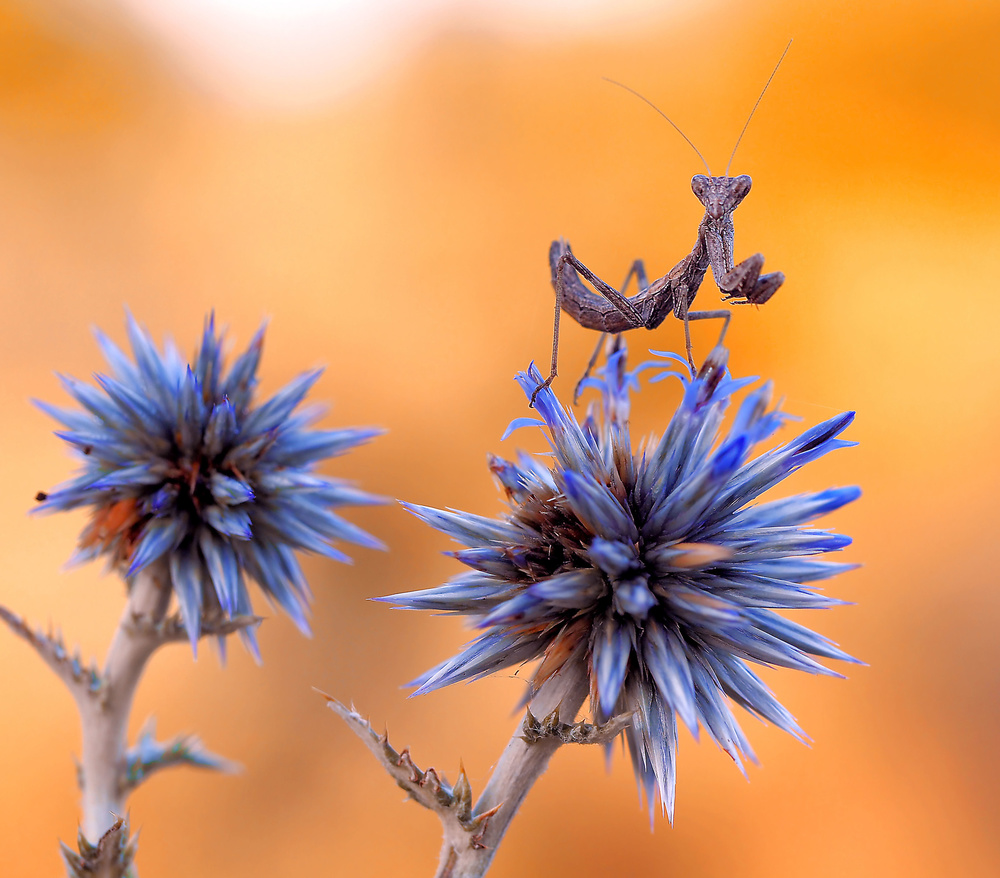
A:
[{"xmin": 533, "ymin": 43, "xmax": 791, "ymax": 405}]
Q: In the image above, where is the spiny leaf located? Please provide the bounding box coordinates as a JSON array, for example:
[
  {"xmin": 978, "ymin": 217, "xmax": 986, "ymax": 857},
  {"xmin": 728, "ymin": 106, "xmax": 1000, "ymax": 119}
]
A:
[
  {"xmin": 127, "ymin": 610, "xmax": 262, "ymax": 644},
  {"xmin": 520, "ymin": 706, "xmax": 634, "ymax": 745},
  {"xmin": 122, "ymin": 717, "xmax": 239, "ymax": 794}
]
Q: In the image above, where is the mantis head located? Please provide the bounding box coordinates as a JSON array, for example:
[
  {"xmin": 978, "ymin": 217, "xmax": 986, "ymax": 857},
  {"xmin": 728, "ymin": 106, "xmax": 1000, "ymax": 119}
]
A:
[{"xmin": 691, "ymin": 174, "xmax": 752, "ymax": 221}]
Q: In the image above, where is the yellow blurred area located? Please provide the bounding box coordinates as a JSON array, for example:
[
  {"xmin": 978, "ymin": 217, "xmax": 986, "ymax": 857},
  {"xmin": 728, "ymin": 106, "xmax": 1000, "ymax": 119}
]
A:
[{"xmin": 2, "ymin": 0, "xmax": 999, "ymax": 875}]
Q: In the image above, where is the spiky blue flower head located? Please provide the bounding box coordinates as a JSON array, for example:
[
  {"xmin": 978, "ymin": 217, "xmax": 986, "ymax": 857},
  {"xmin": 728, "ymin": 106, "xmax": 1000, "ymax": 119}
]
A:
[
  {"xmin": 383, "ymin": 342, "xmax": 859, "ymax": 820},
  {"xmin": 35, "ymin": 312, "xmax": 385, "ymax": 656}
]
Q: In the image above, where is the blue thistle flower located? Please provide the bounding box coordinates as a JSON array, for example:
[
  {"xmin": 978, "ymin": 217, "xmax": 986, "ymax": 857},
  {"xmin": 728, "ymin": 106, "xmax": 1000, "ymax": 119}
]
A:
[
  {"xmin": 35, "ymin": 312, "xmax": 385, "ymax": 656},
  {"xmin": 383, "ymin": 342, "xmax": 859, "ymax": 820}
]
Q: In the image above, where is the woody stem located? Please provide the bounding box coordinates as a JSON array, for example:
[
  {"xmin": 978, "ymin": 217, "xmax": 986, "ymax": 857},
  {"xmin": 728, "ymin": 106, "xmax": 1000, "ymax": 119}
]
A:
[
  {"xmin": 78, "ymin": 564, "xmax": 171, "ymax": 842},
  {"xmin": 433, "ymin": 658, "xmax": 590, "ymax": 878}
]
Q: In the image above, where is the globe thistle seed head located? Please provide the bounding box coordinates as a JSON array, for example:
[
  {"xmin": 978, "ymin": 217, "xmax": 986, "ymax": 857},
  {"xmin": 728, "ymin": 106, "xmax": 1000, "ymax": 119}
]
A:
[
  {"xmin": 383, "ymin": 342, "xmax": 859, "ymax": 820},
  {"xmin": 36, "ymin": 312, "xmax": 385, "ymax": 656}
]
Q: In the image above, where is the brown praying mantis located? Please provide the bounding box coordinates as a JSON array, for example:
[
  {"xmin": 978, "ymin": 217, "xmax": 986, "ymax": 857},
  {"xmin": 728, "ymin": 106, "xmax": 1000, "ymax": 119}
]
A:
[{"xmin": 532, "ymin": 43, "xmax": 791, "ymax": 406}]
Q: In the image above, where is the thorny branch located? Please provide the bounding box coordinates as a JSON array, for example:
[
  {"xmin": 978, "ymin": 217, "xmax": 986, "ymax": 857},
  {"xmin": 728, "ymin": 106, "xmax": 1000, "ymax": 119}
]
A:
[
  {"xmin": 325, "ymin": 658, "xmax": 603, "ymax": 878},
  {"xmin": 321, "ymin": 694, "xmax": 502, "ymax": 851},
  {"xmin": 0, "ymin": 562, "xmax": 251, "ymax": 850},
  {"xmin": 0, "ymin": 606, "xmax": 103, "ymax": 702}
]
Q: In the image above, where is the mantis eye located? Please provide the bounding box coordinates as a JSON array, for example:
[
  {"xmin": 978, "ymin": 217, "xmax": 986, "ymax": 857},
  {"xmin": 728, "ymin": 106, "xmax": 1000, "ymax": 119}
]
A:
[{"xmin": 690, "ymin": 175, "xmax": 709, "ymax": 199}]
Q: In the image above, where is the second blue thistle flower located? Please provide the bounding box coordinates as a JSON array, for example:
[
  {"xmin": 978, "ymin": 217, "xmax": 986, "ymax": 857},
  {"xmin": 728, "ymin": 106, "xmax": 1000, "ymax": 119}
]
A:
[{"xmin": 36, "ymin": 312, "xmax": 385, "ymax": 656}]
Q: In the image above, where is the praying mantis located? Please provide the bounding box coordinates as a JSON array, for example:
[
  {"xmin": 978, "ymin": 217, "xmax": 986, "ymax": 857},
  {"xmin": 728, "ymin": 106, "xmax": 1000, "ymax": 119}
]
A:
[{"xmin": 532, "ymin": 44, "xmax": 790, "ymax": 405}]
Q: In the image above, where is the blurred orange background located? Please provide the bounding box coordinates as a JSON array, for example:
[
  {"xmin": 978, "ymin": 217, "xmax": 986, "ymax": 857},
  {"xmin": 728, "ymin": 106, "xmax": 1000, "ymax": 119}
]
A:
[{"xmin": 1, "ymin": 0, "xmax": 998, "ymax": 875}]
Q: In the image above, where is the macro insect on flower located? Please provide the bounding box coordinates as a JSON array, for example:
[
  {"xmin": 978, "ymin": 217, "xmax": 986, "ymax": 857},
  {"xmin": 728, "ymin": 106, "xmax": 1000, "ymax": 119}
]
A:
[{"xmin": 383, "ymin": 340, "xmax": 859, "ymax": 819}]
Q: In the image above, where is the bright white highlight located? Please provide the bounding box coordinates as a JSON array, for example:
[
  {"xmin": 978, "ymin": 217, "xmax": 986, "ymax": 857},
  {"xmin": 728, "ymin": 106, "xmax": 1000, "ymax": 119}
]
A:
[{"xmin": 116, "ymin": 0, "xmax": 693, "ymax": 109}]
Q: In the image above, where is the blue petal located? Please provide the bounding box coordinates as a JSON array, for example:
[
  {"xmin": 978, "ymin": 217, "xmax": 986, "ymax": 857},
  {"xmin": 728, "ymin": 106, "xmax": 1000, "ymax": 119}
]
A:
[
  {"xmin": 724, "ymin": 529, "xmax": 853, "ymax": 559},
  {"xmin": 642, "ymin": 623, "xmax": 699, "ymax": 736},
  {"xmin": 128, "ymin": 516, "xmax": 188, "ymax": 576},
  {"xmin": 712, "ymin": 411, "xmax": 857, "ymax": 519},
  {"xmin": 58, "ymin": 374, "xmax": 129, "ymax": 427},
  {"xmin": 53, "ymin": 431, "xmax": 137, "ymax": 465},
  {"xmin": 178, "ymin": 367, "xmax": 207, "ymax": 450},
  {"xmin": 410, "ymin": 628, "xmax": 544, "ymax": 695},
  {"xmin": 744, "ymin": 608, "xmax": 860, "ymax": 665},
  {"xmin": 124, "ymin": 311, "xmax": 177, "ymax": 413},
  {"xmin": 32, "ymin": 398, "xmax": 95, "ymax": 432},
  {"xmin": 251, "ymin": 504, "xmax": 364, "ymax": 558},
  {"xmin": 514, "ymin": 364, "xmax": 605, "ymax": 475},
  {"xmin": 199, "ymin": 531, "xmax": 240, "ymax": 615},
  {"xmin": 642, "ymin": 435, "xmax": 749, "ymax": 542},
  {"xmin": 204, "ymin": 401, "xmax": 238, "ymax": 458},
  {"xmin": 451, "ymin": 547, "xmax": 526, "ymax": 579},
  {"xmin": 729, "ymin": 486, "xmax": 861, "ymax": 528},
  {"xmin": 89, "ymin": 465, "xmax": 167, "ymax": 491},
  {"xmin": 401, "ymin": 502, "xmax": 525, "ymax": 546},
  {"xmin": 209, "ymin": 473, "xmax": 255, "ymax": 506},
  {"xmin": 93, "ymin": 326, "xmax": 137, "ymax": 382},
  {"xmin": 738, "ymin": 559, "xmax": 860, "ymax": 583},
  {"xmin": 232, "ymin": 567, "xmax": 261, "ymax": 661},
  {"xmin": 613, "ymin": 576, "xmax": 657, "ymax": 620},
  {"xmin": 705, "ymin": 651, "xmax": 804, "ymax": 738},
  {"xmin": 194, "ymin": 312, "xmax": 222, "ymax": 398},
  {"xmin": 688, "ymin": 654, "xmax": 755, "ymax": 770},
  {"xmin": 169, "ymin": 551, "xmax": 204, "ymax": 650},
  {"xmin": 379, "ymin": 572, "xmax": 518, "ymax": 613},
  {"xmin": 93, "ymin": 373, "xmax": 165, "ymax": 430},
  {"xmin": 501, "ymin": 416, "xmax": 546, "ymax": 441},
  {"xmin": 477, "ymin": 590, "xmax": 546, "ymax": 628},
  {"xmin": 706, "ymin": 625, "xmax": 839, "ymax": 676},
  {"xmin": 242, "ymin": 542, "xmax": 311, "ymax": 635},
  {"xmin": 527, "ymin": 569, "xmax": 605, "ymax": 609},
  {"xmin": 627, "ymin": 681, "xmax": 677, "ymax": 820},
  {"xmin": 146, "ymin": 484, "xmax": 180, "ymax": 515},
  {"xmin": 240, "ymin": 369, "xmax": 323, "ymax": 436},
  {"xmin": 204, "ymin": 506, "xmax": 253, "ymax": 540},
  {"xmin": 588, "ymin": 537, "xmax": 638, "ymax": 577},
  {"xmin": 560, "ymin": 470, "xmax": 637, "ymax": 542},
  {"xmin": 593, "ymin": 616, "xmax": 631, "ymax": 718},
  {"xmin": 273, "ymin": 427, "xmax": 383, "ymax": 465},
  {"xmin": 302, "ymin": 483, "xmax": 386, "ymax": 508},
  {"xmin": 223, "ymin": 324, "xmax": 265, "ymax": 412}
]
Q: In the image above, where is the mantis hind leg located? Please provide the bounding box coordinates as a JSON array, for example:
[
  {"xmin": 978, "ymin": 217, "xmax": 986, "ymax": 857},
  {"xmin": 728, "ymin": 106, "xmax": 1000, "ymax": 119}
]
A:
[
  {"xmin": 575, "ymin": 333, "xmax": 609, "ymax": 404},
  {"xmin": 533, "ymin": 246, "xmax": 648, "ymax": 407}
]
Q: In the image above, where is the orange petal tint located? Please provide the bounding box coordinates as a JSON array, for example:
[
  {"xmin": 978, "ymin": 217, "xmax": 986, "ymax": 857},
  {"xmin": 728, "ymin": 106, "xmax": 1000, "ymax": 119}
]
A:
[
  {"xmin": 669, "ymin": 542, "xmax": 735, "ymax": 568},
  {"xmin": 532, "ymin": 617, "xmax": 589, "ymax": 689},
  {"xmin": 79, "ymin": 498, "xmax": 140, "ymax": 551}
]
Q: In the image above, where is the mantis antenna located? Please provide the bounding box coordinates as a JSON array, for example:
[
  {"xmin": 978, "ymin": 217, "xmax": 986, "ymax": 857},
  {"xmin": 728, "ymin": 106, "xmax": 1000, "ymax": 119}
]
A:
[
  {"xmin": 602, "ymin": 77, "xmax": 712, "ymax": 175},
  {"xmin": 725, "ymin": 39, "xmax": 793, "ymax": 175}
]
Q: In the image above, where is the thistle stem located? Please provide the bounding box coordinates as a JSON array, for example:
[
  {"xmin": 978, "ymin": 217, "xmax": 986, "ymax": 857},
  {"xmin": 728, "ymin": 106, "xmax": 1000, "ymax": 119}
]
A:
[
  {"xmin": 433, "ymin": 659, "xmax": 590, "ymax": 878},
  {"xmin": 78, "ymin": 565, "xmax": 171, "ymax": 842}
]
